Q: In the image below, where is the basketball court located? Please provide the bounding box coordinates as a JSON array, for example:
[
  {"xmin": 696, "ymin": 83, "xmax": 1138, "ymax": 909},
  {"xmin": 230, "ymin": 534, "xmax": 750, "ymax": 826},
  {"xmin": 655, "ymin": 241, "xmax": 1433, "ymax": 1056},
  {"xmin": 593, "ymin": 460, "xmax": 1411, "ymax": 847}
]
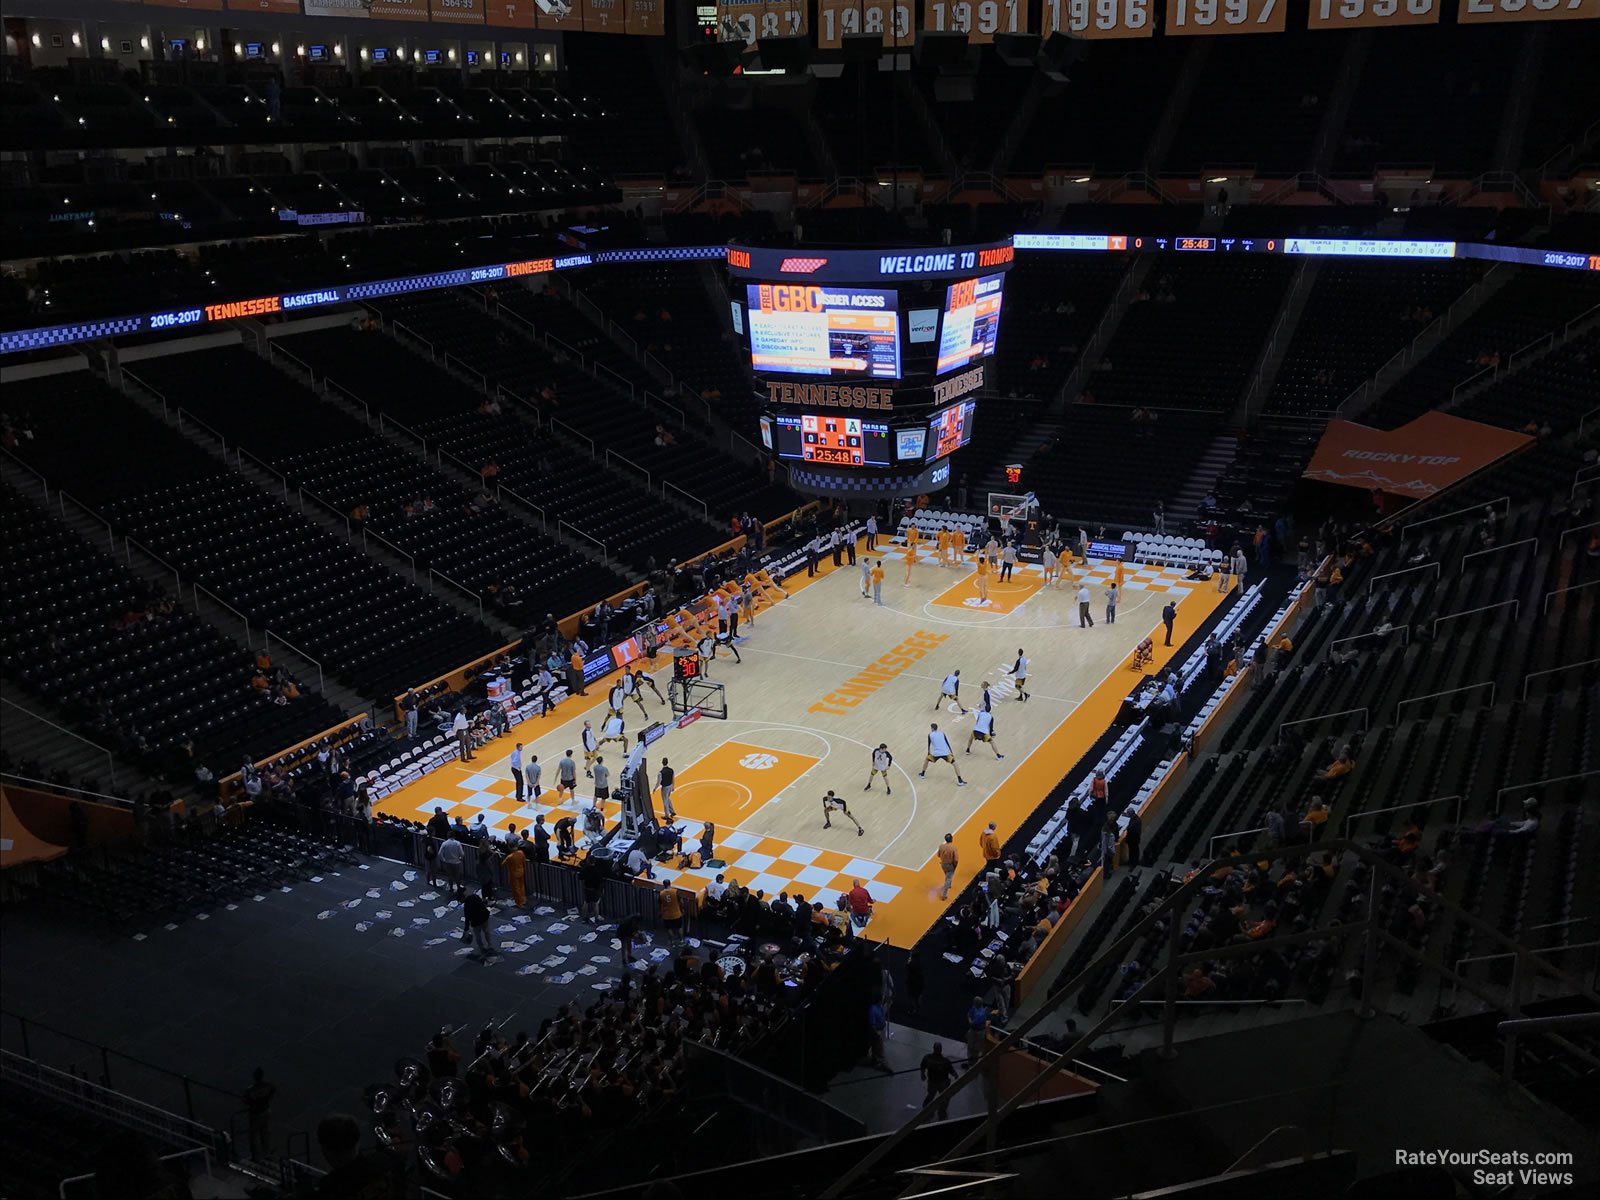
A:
[{"xmin": 375, "ymin": 539, "xmax": 1226, "ymax": 947}]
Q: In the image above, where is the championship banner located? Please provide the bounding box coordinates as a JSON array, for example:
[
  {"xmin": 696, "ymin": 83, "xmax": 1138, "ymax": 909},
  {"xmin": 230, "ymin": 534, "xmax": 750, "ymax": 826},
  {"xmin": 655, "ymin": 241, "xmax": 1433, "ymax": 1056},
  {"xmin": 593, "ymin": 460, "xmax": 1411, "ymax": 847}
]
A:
[
  {"xmin": 1302, "ymin": 412, "xmax": 1533, "ymax": 499},
  {"xmin": 580, "ymin": 0, "xmax": 626, "ymax": 30},
  {"xmin": 484, "ymin": 0, "xmax": 536, "ymax": 27},
  {"xmin": 626, "ymin": 0, "xmax": 667, "ymax": 33}
]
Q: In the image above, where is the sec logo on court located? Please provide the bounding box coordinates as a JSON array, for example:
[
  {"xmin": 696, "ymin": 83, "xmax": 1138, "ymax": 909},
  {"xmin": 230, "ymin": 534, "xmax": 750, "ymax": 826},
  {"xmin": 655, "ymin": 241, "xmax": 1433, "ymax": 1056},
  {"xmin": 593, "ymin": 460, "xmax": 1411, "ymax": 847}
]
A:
[{"xmin": 739, "ymin": 753, "xmax": 780, "ymax": 770}]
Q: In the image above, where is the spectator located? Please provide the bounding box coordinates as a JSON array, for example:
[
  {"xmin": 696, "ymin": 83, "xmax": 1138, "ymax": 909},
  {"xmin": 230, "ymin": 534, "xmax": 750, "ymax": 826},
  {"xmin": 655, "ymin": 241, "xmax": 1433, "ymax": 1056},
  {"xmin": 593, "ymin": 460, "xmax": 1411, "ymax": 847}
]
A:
[
  {"xmin": 464, "ymin": 890, "xmax": 496, "ymax": 959},
  {"xmin": 243, "ymin": 1067, "xmax": 275, "ymax": 1159}
]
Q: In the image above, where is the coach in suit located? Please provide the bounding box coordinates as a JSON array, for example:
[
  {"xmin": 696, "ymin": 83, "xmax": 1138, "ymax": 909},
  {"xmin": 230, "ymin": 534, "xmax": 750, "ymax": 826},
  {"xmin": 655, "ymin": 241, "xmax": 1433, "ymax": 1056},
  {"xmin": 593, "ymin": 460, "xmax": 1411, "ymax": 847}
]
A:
[{"xmin": 1162, "ymin": 599, "xmax": 1178, "ymax": 646}]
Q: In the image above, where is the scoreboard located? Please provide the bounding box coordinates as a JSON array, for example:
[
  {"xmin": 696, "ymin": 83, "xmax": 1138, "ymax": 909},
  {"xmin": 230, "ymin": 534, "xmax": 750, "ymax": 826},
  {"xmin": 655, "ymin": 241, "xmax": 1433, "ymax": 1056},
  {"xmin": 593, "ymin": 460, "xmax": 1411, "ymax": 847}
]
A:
[{"xmin": 746, "ymin": 284, "xmax": 902, "ymax": 378}]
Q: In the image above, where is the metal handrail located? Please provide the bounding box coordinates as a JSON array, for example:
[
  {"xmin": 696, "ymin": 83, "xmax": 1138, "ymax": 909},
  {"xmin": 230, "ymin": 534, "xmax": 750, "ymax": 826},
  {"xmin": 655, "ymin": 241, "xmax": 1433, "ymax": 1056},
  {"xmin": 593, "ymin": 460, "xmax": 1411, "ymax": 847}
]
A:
[
  {"xmin": 125, "ymin": 536, "xmax": 182, "ymax": 592},
  {"xmin": 1277, "ymin": 706, "xmax": 1368, "ymax": 741},
  {"xmin": 1574, "ymin": 463, "xmax": 1600, "ymax": 499},
  {"xmin": 543, "ymin": 331, "xmax": 585, "ymax": 368},
  {"xmin": 1341, "ymin": 793, "xmax": 1462, "ymax": 840},
  {"xmin": 0, "ymin": 698, "xmax": 118, "ymax": 785},
  {"xmin": 592, "ymin": 359, "xmax": 635, "ymax": 400},
  {"xmin": 1493, "ymin": 768, "xmax": 1600, "ymax": 815},
  {"xmin": 1367, "ymin": 560, "xmax": 1440, "ymax": 592},
  {"xmin": 1558, "ymin": 519, "xmax": 1599, "ymax": 545},
  {"xmin": 445, "ymin": 351, "xmax": 489, "ymax": 394},
  {"xmin": 1460, "ymin": 536, "xmax": 1537, "ymax": 571},
  {"xmin": 0, "ymin": 444, "xmax": 50, "ymax": 499},
  {"xmin": 664, "ymin": 478, "xmax": 708, "ymax": 518},
  {"xmin": 495, "ymin": 301, "xmax": 541, "ymax": 340},
  {"xmin": 560, "ymin": 519, "xmax": 607, "ymax": 564},
  {"xmin": 194, "ymin": 583, "xmax": 252, "ymax": 646},
  {"xmin": 378, "ymin": 412, "xmax": 427, "ymax": 453},
  {"xmin": 323, "ymin": 377, "xmax": 371, "ymax": 425},
  {"xmin": 1208, "ymin": 825, "xmax": 1266, "ymax": 857},
  {"xmin": 1400, "ymin": 494, "xmax": 1509, "ymax": 538},
  {"xmin": 60, "ymin": 1149, "xmax": 213, "ymax": 1199},
  {"xmin": 644, "ymin": 389, "xmax": 687, "ymax": 428},
  {"xmin": 392, "ymin": 320, "xmax": 435, "ymax": 360},
  {"xmin": 1580, "ymin": 405, "xmax": 1599, "ymax": 437},
  {"xmin": 1432, "ymin": 598, "xmax": 1518, "ymax": 635},
  {"xmin": 430, "ymin": 568, "xmax": 484, "ymax": 620},
  {"xmin": 176, "ymin": 407, "xmax": 227, "ymax": 452},
  {"xmin": 605, "ymin": 449, "xmax": 651, "ymax": 488},
  {"xmin": 495, "ymin": 483, "xmax": 546, "ymax": 532},
  {"xmin": 361, "ymin": 526, "xmax": 418, "ymax": 582},
  {"xmin": 1394, "ymin": 681, "xmax": 1494, "ymax": 721},
  {"xmin": 297, "ymin": 486, "xmax": 351, "ymax": 535},
  {"xmin": 268, "ymin": 341, "xmax": 315, "ymax": 380},
  {"xmin": 120, "ymin": 368, "xmax": 168, "ymax": 418},
  {"xmin": 1329, "ymin": 626, "xmax": 1410, "ymax": 652},
  {"xmin": 56, "ymin": 490, "xmax": 116, "ymax": 551},
  {"xmin": 552, "ymin": 418, "xmax": 596, "ymax": 458},
  {"xmin": 235, "ymin": 447, "xmax": 290, "ymax": 498},
  {"xmin": 1522, "ymin": 658, "xmax": 1600, "ymax": 701},
  {"xmin": 265, "ymin": 629, "xmax": 323, "ymax": 694},
  {"xmin": 0, "ymin": 772, "xmax": 133, "ymax": 807},
  {"xmin": 1543, "ymin": 579, "xmax": 1599, "ymax": 614}
]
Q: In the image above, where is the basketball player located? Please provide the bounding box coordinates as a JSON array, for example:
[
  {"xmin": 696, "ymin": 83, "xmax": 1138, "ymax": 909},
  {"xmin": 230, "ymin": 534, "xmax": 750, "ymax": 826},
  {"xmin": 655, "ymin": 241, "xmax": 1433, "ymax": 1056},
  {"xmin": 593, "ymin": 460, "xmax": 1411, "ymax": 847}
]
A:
[
  {"xmin": 556, "ymin": 750, "xmax": 578, "ymax": 802},
  {"xmin": 634, "ymin": 667, "xmax": 664, "ymax": 705},
  {"xmin": 937, "ymin": 526, "xmax": 952, "ymax": 567},
  {"xmin": 696, "ymin": 632, "xmax": 716, "ymax": 678},
  {"xmin": 822, "ymin": 789, "xmax": 864, "ymax": 836},
  {"xmin": 1041, "ymin": 544, "xmax": 1058, "ymax": 590},
  {"xmin": 950, "ymin": 527, "xmax": 965, "ymax": 565},
  {"xmin": 1007, "ymin": 650, "xmax": 1030, "ymax": 702},
  {"xmin": 920, "ymin": 723, "xmax": 967, "ymax": 786},
  {"xmin": 715, "ymin": 616, "xmax": 743, "ymax": 663},
  {"xmin": 592, "ymin": 757, "xmax": 611, "ymax": 810},
  {"xmin": 966, "ymin": 708, "xmax": 1005, "ymax": 759},
  {"xmin": 620, "ymin": 669, "xmax": 649, "ymax": 717},
  {"xmin": 974, "ymin": 553, "xmax": 990, "ymax": 604},
  {"xmin": 864, "ymin": 743, "xmax": 893, "ymax": 794},
  {"xmin": 979, "ymin": 680, "xmax": 994, "ymax": 712},
  {"xmin": 903, "ymin": 538, "xmax": 918, "ymax": 586},
  {"xmin": 607, "ymin": 679, "xmax": 625, "ymax": 715},
  {"xmin": 936, "ymin": 668, "xmax": 967, "ymax": 713},
  {"xmin": 740, "ymin": 579, "xmax": 756, "ymax": 628},
  {"xmin": 599, "ymin": 711, "xmax": 628, "ymax": 753},
  {"xmin": 580, "ymin": 720, "xmax": 600, "ymax": 777},
  {"xmin": 859, "ymin": 554, "xmax": 872, "ymax": 598}
]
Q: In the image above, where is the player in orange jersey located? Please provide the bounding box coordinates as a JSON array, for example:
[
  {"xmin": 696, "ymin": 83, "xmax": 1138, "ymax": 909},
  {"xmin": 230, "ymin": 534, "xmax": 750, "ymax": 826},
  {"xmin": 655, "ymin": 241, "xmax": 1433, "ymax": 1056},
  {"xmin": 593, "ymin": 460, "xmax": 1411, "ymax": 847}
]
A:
[
  {"xmin": 904, "ymin": 540, "xmax": 918, "ymax": 586},
  {"xmin": 974, "ymin": 553, "xmax": 991, "ymax": 604}
]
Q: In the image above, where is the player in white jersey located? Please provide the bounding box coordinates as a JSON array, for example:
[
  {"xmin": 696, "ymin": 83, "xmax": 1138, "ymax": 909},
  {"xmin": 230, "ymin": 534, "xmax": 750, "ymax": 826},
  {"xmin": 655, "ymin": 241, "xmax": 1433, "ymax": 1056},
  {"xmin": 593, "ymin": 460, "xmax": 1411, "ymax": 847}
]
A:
[
  {"xmin": 620, "ymin": 670, "xmax": 649, "ymax": 717},
  {"xmin": 599, "ymin": 712, "xmax": 628, "ymax": 753},
  {"xmin": 607, "ymin": 681, "xmax": 625, "ymax": 715},
  {"xmin": 1008, "ymin": 649, "xmax": 1030, "ymax": 702},
  {"xmin": 966, "ymin": 708, "xmax": 1005, "ymax": 759},
  {"xmin": 1041, "ymin": 546, "xmax": 1058, "ymax": 589},
  {"xmin": 920, "ymin": 723, "xmax": 967, "ymax": 786},
  {"xmin": 580, "ymin": 720, "xmax": 600, "ymax": 777},
  {"xmin": 863, "ymin": 744, "xmax": 894, "ymax": 794},
  {"xmin": 935, "ymin": 669, "xmax": 967, "ymax": 714},
  {"xmin": 822, "ymin": 790, "xmax": 863, "ymax": 836}
]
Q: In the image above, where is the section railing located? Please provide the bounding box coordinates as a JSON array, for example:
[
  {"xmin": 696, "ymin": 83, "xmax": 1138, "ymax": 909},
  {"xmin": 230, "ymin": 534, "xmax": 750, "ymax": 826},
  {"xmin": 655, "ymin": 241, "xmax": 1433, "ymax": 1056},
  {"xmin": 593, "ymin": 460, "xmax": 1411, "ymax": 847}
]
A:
[
  {"xmin": 560, "ymin": 520, "xmax": 607, "ymax": 565},
  {"xmin": 0, "ymin": 697, "xmax": 118, "ymax": 785},
  {"xmin": 264, "ymin": 630, "xmax": 324, "ymax": 694}
]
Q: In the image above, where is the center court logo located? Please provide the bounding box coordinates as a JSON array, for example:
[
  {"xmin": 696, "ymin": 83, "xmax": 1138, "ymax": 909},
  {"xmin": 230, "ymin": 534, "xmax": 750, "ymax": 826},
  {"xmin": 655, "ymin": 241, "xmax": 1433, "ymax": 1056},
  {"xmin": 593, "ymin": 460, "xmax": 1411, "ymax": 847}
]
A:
[{"xmin": 739, "ymin": 753, "xmax": 780, "ymax": 770}]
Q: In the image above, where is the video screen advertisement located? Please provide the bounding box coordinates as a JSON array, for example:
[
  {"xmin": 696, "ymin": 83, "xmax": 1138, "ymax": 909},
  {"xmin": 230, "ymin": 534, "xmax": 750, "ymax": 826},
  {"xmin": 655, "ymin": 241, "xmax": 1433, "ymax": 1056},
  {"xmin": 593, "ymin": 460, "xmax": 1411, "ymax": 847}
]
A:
[
  {"xmin": 936, "ymin": 274, "xmax": 1005, "ymax": 374},
  {"xmin": 745, "ymin": 284, "xmax": 901, "ymax": 378}
]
